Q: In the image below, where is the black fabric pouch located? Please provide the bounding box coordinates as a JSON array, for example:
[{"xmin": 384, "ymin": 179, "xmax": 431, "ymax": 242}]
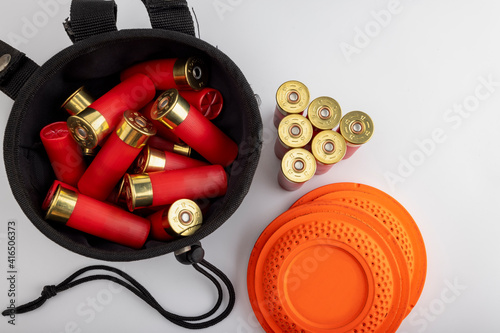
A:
[{"xmin": 0, "ymin": 0, "xmax": 262, "ymax": 329}]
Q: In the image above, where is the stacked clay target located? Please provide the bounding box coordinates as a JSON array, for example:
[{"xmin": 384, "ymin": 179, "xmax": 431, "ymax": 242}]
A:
[{"xmin": 247, "ymin": 183, "xmax": 426, "ymax": 333}]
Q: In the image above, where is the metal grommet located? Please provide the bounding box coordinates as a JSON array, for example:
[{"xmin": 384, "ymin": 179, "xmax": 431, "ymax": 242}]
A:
[{"xmin": 0, "ymin": 54, "xmax": 12, "ymax": 72}]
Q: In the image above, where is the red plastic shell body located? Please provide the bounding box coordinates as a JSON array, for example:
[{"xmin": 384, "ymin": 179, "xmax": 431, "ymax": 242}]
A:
[
  {"xmin": 343, "ymin": 143, "xmax": 361, "ymax": 159},
  {"xmin": 78, "ymin": 131, "xmax": 144, "ymax": 201},
  {"xmin": 147, "ymin": 135, "xmax": 177, "ymax": 152},
  {"xmin": 277, "ymin": 170, "xmax": 305, "ymax": 192},
  {"xmin": 314, "ymin": 161, "xmax": 334, "ymax": 175},
  {"xmin": 120, "ymin": 59, "xmax": 177, "ymax": 90},
  {"xmin": 149, "ymin": 165, "xmax": 227, "ymax": 207},
  {"xmin": 40, "ymin": 122, "xmax": 86, "ymax": 187},
  {"xmin": 68, "ymin": 192, "xmax": 150, "ymax": 249},
  {"xmin": 90, "ymin": 73, "xmax": 155, "ymax": 129},
  {"xmin": 172, "ymin": 105, "xmax": 238, "ymax": 166},
  {"xmin": 148, "ymin": 208, "xmax": 174, "ymax": 241},
  {"xmin": 162, "ymin": 151, "xmax": 208, "ymax": 171},
  {"xmin": 336, "ymin": 127, "xmax": 362, "ymax": 160},
  {"xmin": 180, "ymin": 88, "xmax": 223, "ymax": 120}
]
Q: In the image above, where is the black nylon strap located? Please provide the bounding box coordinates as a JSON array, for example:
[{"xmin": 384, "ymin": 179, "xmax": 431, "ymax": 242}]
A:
[
  {"xmin": 65, "ymin": 0, "xmax": 195, "ymax": 43},
  {"xmin": 2, "ymin": 260, "xmax": 235, "ymax": 330},
  {"xmin": 64, "ymin": 0, "xmax": 118, "ymax": 43},
  {"xmin": 0, "ymin": 41, "xmax": 39, "ymax": 100},
  {"xmin": 142, "ymin": 0, "xmax": 195, "ymax": 36}
]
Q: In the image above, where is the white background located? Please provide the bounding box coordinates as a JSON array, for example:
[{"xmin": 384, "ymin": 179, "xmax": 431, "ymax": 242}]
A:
[{"xmin": 0, "ymin": 0, "xmax": 499, "ymax": 332}]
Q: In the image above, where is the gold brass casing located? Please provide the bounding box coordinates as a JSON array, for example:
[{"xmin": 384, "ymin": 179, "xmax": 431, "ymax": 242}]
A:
[
  {"xmin": 67, "ymin": 108, "xmax": 110, "ymax": 149},
  {"xmin": 117, "ymin": 110, "xmax": 157, "ymax": 148},
  {"xmin": 281, "ymin": 148, "xmax": 316, "ymax": 184},
  {"xmin": 276, "ymin": 80, "xmax": 310, "ymax": 116},
  {"xmin": 134, "ymin": 146, "xmax": 166, "ymax": 174},
  {"xmin": 173, "ymin": 57, "xmax": 209, "ymax": 90},
  {"xmin": 61, "ymin": 86, "xmax": 95, "ymax": 116},
  {"xmin": 307, "ymin": 96, "xmax": 342, "ymax": 130},
  {"xmin": 173, "ymin": 143, "xmax": 191, "ymax": 157},
  {"xmin": 278, "ymin": 114, "xmax": 313, "ymax": 148},
  {"xmin": 339, "ymin": 111, "xmax": 374, "ymax": 145},
  {"xmin": 83, "ymin": 147, "xmax": 98, "ymax": 157},
  {"xmin": 311, "ymin": 130, "xmax": 346, "ymax": 165},
  {"xmin": 151, "ymin": 89, "xmax": 190, "ymax": 129},
  {"xmin": 165, "ymin": 199, "xmax": 203, "ymax": 237},
  {"xmin": 116, "ymin": 177, "xmax": 127, "ymax": 203},
  {"xmin": 124, "ymin": 173, "xmax": 154, "ymax": 211},
  {"xmin": 45, "ymin": 185, "xmax": 78, "ymax": 224}
]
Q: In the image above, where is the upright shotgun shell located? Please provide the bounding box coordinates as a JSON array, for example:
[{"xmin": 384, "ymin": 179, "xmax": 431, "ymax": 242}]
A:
[
  {"xmin": 273, "ymin": 80, "xmax": 310, "ymax": 128},
  {"xmin": 40, "ymin": 121, "xmax": 86, "ymax": 187},
  {"xmin": 338, "ymin": 111, "xmax": 374, "ymax": 159},
  {"xmin": 274, "ymin": 114, "xmax": 313, "ymax": 160},
  {"xmin": 61, "ymin": 86, "xmax": 94, "ymax": 116},
  {"xmin": 120, "ymin": 57, "xmax": 209, "ymax": 91},
  {"xmin": 310, "ymin": 130, "xmax": 346, "ymax": 175},
  {"xmin": 148, "ymin": 199, "xmax": 203, "ymax": 241},
  {"xmin": 78, "ymin": 111, "xmax": 156, "ymax": 201},
  {"xmin": 45, "ymin": 185, "xmax": 150, "ymax": 249},
  {"xmin": 67, "ymin": 73, "xmax": 156, "ymax": 149},
  {"xmin": 278, "ymin": 148, "xmax": 316, "ymax": 191},
  {"xmin": 307, "ymin": 96, "xmax": 342, "ymax": 131},
  {"xmin": 124, "ymin": 165, "xmax": 228, "ymax": 211},
  {"xmin": 152, "ymin": 89, "xmax": 238, "ymax": 166}
]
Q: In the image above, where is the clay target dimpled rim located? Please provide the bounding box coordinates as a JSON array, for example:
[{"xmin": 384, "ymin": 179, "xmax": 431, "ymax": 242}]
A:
[
  {"xmin": 248, "ymin": 202, "xmax": 410, "ymax": 333},
  {"xmin": 291, "ymin": 183, "xmax": 427, "ymax": 312}
]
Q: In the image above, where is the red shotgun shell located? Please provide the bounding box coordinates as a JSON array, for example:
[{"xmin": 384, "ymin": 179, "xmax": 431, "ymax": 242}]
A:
[
  {"xmin": 40, "ymin": 121, "xmax": 86, "ymax": 187},
  {"xmin": 148, "ymin": 199, "xmax": 203, "ymax": 241},
  {"xmin": 310, "ymin": 130, "xmax": 346, "ymax": 175},
  {"xmin": 147, "ymin": 135, "xmax": 191, "ymax": 157},
  {"xmin": 180, "ymin": 88, "xmax": 223, "ymax": 120},
  {"xmin": 307, "ymin": 96, "xmax": 342, "ymax": 132},
  {"xmin": 133, "ymin": 146, "xmax": 208, "ymax": 173},
  {"xmin": 278, "ymin": 148, "xmax": 316, "ymax": 191},
  {"xmin": 41, "ymin": 180, "xmax": 78, "ymax": 211},
  {"xmin": 274, "ymin": 114, "xmax": 313, "ymax": 160},
  {"xmin": 67, "ymin": 73, "xmax": 156, "ymax": 149},
  {"xmin": 78, "ymin": 111, "xmax": 156, "ymax": 201},
  {"xmin": 141, "ymin": 100, "xmax": 183, "ymax": 144},
  {"xmin": 151, "ymin": 89, "xmax": 238, "ymax": 166},
  {"xmin": 338, "ymin": 111, "xmax": 374, "ymax": 159},
  {"xmin": 123, "ymin": 165, "xmax": 228, "ymax": 211},
  {"xmin": 61, "ymin": 86, "xmax": 95, "ymax": 116},
  {"xmin": 45, "ymin": 185, "xmax": 150, "ymax": 249},
  {"xmin": 273, "ymin": 80, "xmax": 310, "ymax": 129},
  {"xmin": 121, "ymin": 57, "xmax": 209, "ymax": 91}
]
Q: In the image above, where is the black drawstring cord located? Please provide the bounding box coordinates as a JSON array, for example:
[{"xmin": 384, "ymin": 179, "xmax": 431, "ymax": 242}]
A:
[{"xmin": 2, "ymin": 260, "xmax": 235, "ymax": 329}]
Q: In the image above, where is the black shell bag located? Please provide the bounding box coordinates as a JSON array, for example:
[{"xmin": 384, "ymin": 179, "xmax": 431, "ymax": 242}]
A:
[{"xmin": 0, "ymin": 0, "xmax": 262, "ymax": 329}]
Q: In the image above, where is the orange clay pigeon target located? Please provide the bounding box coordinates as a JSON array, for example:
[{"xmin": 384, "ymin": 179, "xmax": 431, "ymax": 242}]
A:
[{"xmin": 247, "ymin": 183, "xmax": 426, "ymax": 333}]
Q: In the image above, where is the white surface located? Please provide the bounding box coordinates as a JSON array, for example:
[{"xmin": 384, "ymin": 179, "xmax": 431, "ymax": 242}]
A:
[{"xmin": 1, "ymin": 0, "xmax": 500, "ymax": 332}]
